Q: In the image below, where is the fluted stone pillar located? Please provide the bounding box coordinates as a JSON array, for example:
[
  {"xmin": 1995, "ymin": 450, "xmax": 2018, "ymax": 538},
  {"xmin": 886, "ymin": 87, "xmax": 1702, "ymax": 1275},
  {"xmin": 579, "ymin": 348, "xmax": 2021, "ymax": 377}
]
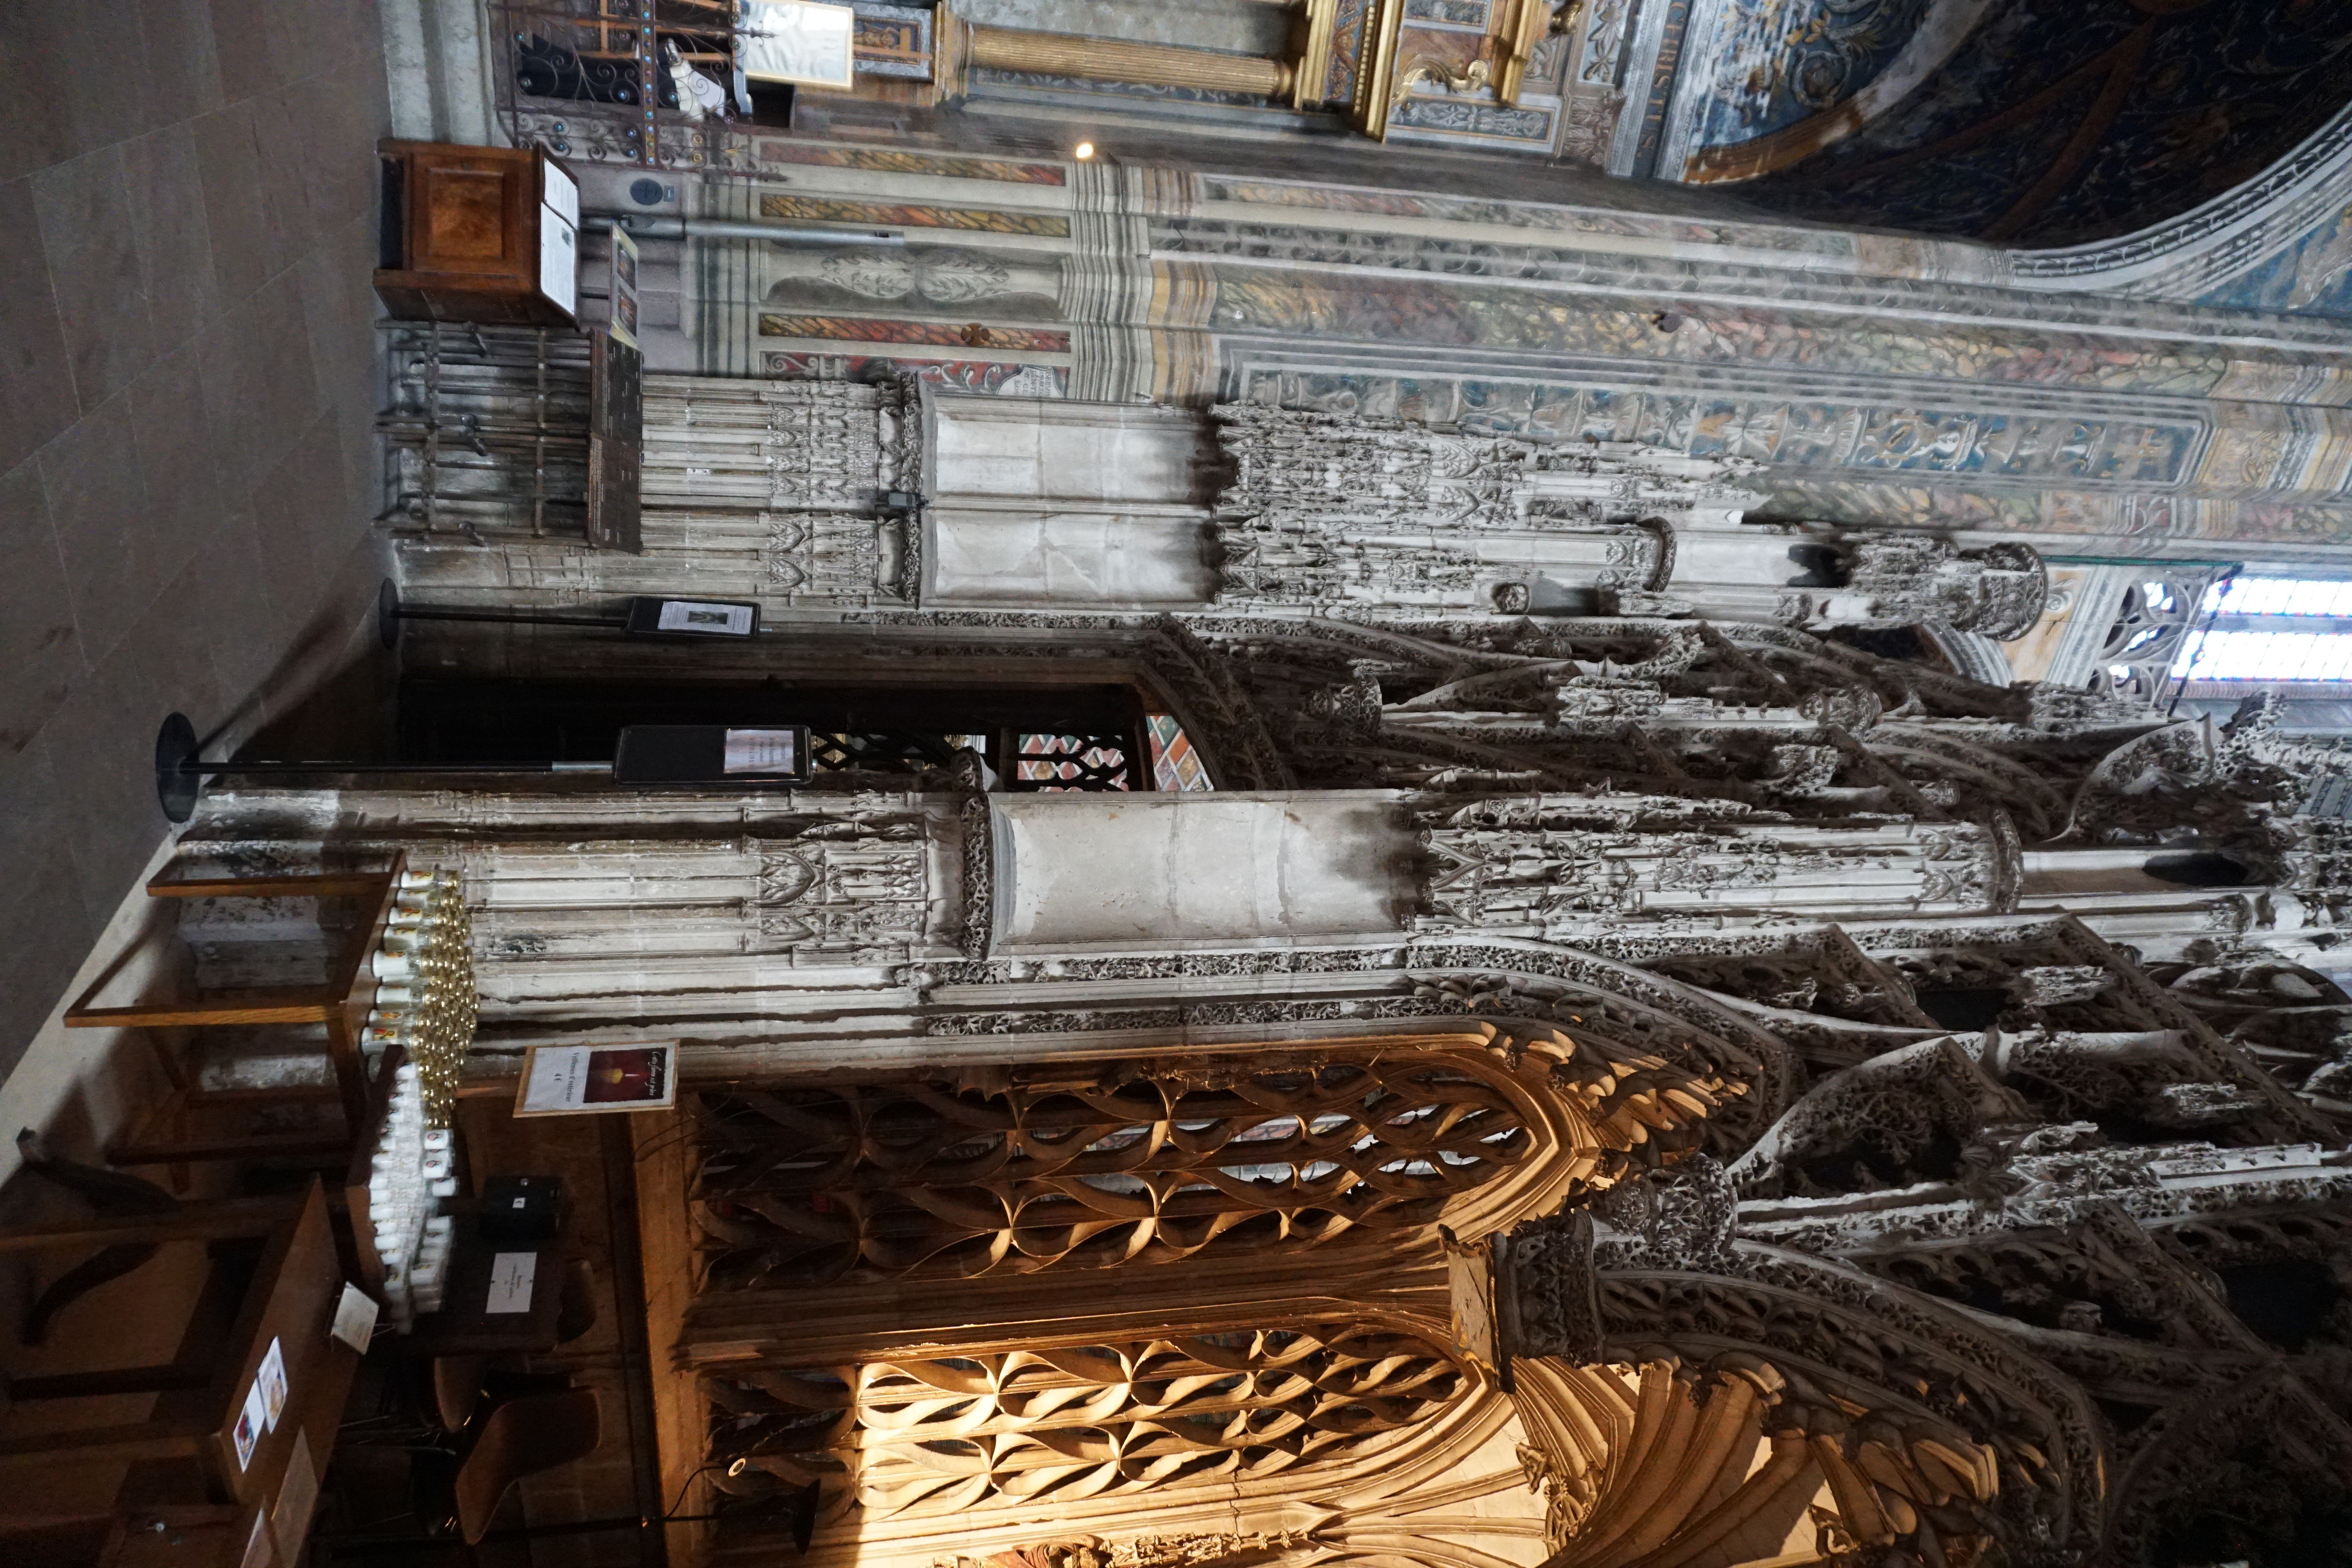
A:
[{"xmin": 965, "ymin": 24, "xmax": 1295, "ymax": 98}]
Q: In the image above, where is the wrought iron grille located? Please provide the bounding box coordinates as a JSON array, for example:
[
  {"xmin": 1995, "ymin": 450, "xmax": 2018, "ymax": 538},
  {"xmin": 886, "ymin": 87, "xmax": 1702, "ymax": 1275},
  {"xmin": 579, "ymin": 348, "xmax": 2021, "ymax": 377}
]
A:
[
  {"xmin": 1005, "ymin": 732, "xmax": 1137, "ymax": 791},
  {"xmin": 379, "ymin": 323, "xmax": 591, "ymax": 540},
  {"xmin": 496, "ymin": 0, "xmax": 760, "ymax": 173},
  {"xmin": 806, "ymin": 730, "xmax": 967, "ymax": 780}
]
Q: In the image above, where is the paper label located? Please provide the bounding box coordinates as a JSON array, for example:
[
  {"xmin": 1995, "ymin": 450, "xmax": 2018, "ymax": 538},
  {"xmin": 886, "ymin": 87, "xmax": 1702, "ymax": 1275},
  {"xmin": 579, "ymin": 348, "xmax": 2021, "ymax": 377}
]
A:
[
  {"xmin": 540, "ymin": 158, "xmax": 580, "ymax": 228},
  {"xmin": 486, "ymin": 1251, "xmax": 539, "ymax": 1314},
  {"xmin": 723, "ymin": 727, "xmax": 799, "ymax": 775},
  {"xmin": 657, "ymin": 600, "xmax": 753, "ymax": 636},
  {"xmin": 539, "ymin": 209, "xmax": 577, "ymax": 316},
  {"xmin": 256, "ymin": 1337, "xmax": 288, "ymax": 1431},
  {"xmin": 233, "ymin": 1380, "xmax": 267, "ymax": 1470},
  {"xmin": 330, "ymin": 1283, "xmax": 380, "ymax": 1353}
]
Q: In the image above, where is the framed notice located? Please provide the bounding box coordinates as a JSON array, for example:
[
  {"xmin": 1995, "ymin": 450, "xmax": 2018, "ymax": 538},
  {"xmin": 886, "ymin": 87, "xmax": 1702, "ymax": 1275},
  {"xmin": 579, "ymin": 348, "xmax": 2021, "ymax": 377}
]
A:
[
  {"xmin": 740, "ymin": 0, "xmax": 856, "ymax": 89},
  {"xmin": 516, "ymin": 1042, "xmax": 679, "ymax": 1117},
  {"xmin": 607, "ymin": 222, "xmax": 640, "ymax": 349},
  {"xmin": 586, "ymin": 328, "xmax": 643, "ymax": 551}
]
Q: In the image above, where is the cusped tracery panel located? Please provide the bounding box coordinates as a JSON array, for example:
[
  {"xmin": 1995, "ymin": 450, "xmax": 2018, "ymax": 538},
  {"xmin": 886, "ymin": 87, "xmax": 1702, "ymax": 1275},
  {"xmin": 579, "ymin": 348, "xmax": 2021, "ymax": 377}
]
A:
[
  {"xmin": 704, "ymin": 1323, "xmax": 1466, "ymax": 1520},
  {"xmin": 690, "ymin": 1057, "xmax": 1536, "ymax": 1288}
]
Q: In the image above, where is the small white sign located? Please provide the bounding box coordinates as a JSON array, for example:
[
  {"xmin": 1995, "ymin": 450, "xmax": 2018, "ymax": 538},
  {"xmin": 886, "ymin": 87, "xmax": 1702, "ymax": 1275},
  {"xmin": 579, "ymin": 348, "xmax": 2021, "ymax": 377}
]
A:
[
  {"xmin": 540, "ymin": 156, "xmax": 580, "ymax": 229},
  {"xmin": 539, "ymin": 206, "xmax": 578, "ymax": 317},
  {"xmin": 658, "ymin": 599, "xmax": 753, "ymax": 636},
  {"xmin": 233, "ymin": 1379, "xmax": 268, "ymax": 1471},
  {"xmin": 486, "ymin": 1251, "xmax": 539, "ymax": 1314},
  {"xmin": 723, "ymin": 727, "xmax": 800, "ymax": 775},
  {"xmin": 740, "ymin": 0, "xmax": 857, "ymax": 88},
  {"xmin": 256, "ymin": 1337, "xmax": 288, "ymax": 1432},
  {"xmin": 329, "ymin": 1282, "xmax": 381, "ymax": 1353}
]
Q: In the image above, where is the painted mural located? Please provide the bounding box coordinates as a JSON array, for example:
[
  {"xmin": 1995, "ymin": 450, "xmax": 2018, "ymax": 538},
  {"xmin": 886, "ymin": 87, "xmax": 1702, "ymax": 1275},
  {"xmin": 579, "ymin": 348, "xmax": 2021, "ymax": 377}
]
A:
[
  {"xmin": 1680, "ymin": 0, "xmax": 1938, "ymax": 153},
  {"xmin": 2204, "ymin": 200, "xmax": 2352, "ymax": 320},
  {"xmin": 1235, "ymin": 367, "xmax": 2203, "ymax": 489},
  {"xmin": 1203, "ymin": 265, "xmax": 2233, "ymax": 397},
  {"xmin": 1691, "ymin": 0, "xmax": 2352, "ymax": 248},
  {"xmin": 650, "ymin": 129, "xmax": 2352, "ymax": 552}
]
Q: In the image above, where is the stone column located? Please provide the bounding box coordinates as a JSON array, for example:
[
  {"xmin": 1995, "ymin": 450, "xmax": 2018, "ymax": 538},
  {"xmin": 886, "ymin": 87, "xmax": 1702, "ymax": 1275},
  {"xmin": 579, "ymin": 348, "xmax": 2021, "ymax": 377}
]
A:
[{"xmin": 965, "ymin": 24, "xmax": 1295, "ymax": 98}]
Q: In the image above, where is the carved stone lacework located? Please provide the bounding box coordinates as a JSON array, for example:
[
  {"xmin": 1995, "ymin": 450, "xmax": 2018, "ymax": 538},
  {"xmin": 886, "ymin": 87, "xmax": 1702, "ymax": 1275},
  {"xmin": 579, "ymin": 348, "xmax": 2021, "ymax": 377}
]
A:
[
  {"xmin": 1600, "ymin": 1248, "xmax": 2103, "ymax": 1562},
  {"xmin": 1779, "ymin": 536, "xmax": 2051, "ymax": 640},
  {"xmin": 1728, "ymin": 1035, "xmax": 2036, "ymax": 1200},
  {"xmin": 932, "ymin": 1529, "xmax": 1322, "ymax": 1568},
  {"xmin": 751, "ymin": 817, "xmax": 931, "ymax": 962},
  {"xmin": 690, "ymin": 1056, "xmax": 1534, "ymax": 1288},
  {"xmin": 2106, "ymin": 1365, "xmax": 2352, "ymax": 1567},
  {"xmin": 1589, "ymin": 1155, "xmax": 1739, "ymax": 1271},
  {"xmin": 1515, "ymin": 1442, "xmax": 1599, "ymax": 1552},
  {"xmin": 1993, "ymin": 1027, "xmax": 2284, "ymax": 1139},
  {"xmin": 908, "ymin": 938, "xmax": 1790, "ymax": 1143},
  {"xmin": 1478, "ymin": 1228, "xmax": 2102, "ymax": 1562},
  {"xmin": 1206, "ymin": 403, "xmax": 1761, "ymax": 616},
  {"xmin": 1853, "ymin": 1201, "xmax": 2261, "ymax": 1353},
  {"xmin": 1739, "ymin": 1138, "xmax": 2352, "ymax": 1259},
  {"xmin": 706, "ymin": 1325, "xmax": 1464, "ymax": 1520},
  {"xmin": 759, "ymin": 511, "xmax": 915, "ymax": 605},
  {"xmin": 1411, "ymin": 797, "xmax": 1996, "ymax": 942},
  {"xmin": 1493, "ymin": 1208, "xmax": 1601, "ymax": 1363},
  {"xmin": 2156, "ymin": 954, "xmax": 2352, "ymax": 1115},
  {"xmin": 2026, "ymin": 681, "xmax": 2147, "ymax": 735},
  {"xmin": 643, "ymin": 376, "xmax": 914, "ymax": 510},
  {"xmin": 1174, "ymin": 609, "xmax": 2063, "ymax": 804}
]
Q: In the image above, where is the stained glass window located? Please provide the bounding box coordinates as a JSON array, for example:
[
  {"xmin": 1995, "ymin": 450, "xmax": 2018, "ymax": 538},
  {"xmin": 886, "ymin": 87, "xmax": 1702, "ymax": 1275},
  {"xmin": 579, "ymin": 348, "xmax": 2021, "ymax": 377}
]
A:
[{"xmin": 2166, "ymin": 578, "xmax": 2352, "ymax": 684}]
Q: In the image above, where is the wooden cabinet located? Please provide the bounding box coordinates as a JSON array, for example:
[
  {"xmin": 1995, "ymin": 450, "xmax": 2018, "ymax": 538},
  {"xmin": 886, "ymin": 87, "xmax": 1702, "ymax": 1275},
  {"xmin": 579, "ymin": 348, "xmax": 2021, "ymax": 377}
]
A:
[{"xmin": 375, "ymin": 141, "xmax": 580, "ymax": 326}]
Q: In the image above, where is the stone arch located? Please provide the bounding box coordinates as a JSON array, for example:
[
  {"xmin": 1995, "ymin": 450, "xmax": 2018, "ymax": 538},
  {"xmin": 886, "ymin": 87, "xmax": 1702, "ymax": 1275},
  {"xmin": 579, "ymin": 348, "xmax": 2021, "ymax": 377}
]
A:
[{"xmin": 1495, "ymin": 1243, "xmax": 2106, "ymax": 1565}]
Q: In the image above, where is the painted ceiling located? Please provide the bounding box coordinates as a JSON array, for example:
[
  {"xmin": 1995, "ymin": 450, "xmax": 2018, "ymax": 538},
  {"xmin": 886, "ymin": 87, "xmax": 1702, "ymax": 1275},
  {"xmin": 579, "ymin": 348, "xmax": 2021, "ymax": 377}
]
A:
[{"xmin": 1672, "ymin": 0, "xmax": 2352, "ymax": 248}]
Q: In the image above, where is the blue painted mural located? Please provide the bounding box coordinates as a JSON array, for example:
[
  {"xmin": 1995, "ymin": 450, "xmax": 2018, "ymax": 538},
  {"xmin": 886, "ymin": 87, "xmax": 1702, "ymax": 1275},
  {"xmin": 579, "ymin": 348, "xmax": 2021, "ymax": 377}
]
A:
[
  {"xmin": 2203, "ymin": 202, "xmax": 2352, "ymax": 319},
  {"xmin": 1682, "ymin": 0, "xmax": 1936, "ymax": 151}
]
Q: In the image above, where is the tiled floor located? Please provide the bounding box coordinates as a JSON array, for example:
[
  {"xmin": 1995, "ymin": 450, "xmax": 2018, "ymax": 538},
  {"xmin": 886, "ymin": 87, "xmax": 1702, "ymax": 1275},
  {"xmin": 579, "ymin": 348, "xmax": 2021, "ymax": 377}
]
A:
[{"xmin": 0, "ymin": 0, "xmax": 395, "ymax": 1074}]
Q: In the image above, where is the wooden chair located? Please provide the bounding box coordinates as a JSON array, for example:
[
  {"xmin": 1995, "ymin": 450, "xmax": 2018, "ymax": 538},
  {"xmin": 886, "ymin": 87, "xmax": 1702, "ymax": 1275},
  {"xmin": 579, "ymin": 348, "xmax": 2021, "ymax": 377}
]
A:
[
  {"xmin": 452, "ymin": 1388, "xmax": 603, "ymax": 1543},
  {"xmin": 555, "ymin": 1256, "xmax": 599, "ymax": 1345}
]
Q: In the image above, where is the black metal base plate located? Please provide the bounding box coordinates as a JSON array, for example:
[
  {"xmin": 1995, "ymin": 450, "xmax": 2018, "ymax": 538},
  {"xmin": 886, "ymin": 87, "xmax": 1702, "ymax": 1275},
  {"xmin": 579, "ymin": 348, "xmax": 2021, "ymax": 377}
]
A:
[{"xmin": 155, "ymin": 712, "xmax": 200, "ymax": 823}]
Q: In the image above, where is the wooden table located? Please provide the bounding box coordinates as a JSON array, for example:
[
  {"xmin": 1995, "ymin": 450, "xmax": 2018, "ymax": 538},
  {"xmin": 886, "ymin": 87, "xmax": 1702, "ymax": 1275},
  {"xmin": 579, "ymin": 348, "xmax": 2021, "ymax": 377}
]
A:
[
  {"xmin": 0, "ymin": 1182, "xmax": 362, "ymax": 1563},
  {"xmin": 373, "ymin": 141, "xmax": 579, "ymax": 327},
  {"xmin": 66, "ymin": 858, "xmax": 409, "ymax": 1165}
]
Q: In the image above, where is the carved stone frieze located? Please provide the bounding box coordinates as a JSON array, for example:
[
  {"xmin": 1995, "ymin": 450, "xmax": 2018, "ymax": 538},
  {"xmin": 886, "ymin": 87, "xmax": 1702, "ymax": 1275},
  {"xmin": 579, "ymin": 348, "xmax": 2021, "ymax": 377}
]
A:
[
  {"xmin": 643, "ymin": 375, "xmax": 915, "ymax": 510},
  {"xmin": 1411, "ymin": 796, "xmax": 1999, "ymax": 942},
  {"xmin": 1205, "ymin": 403, "xmax": 1763, "ymax": 617},
  {"xmin": 759, "ymin": 511, "xmax": 916, "ymax": 605},
  {"xmin": 931, "ymin": 1531, "xmax": 1321, "ymax": 1568}
]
